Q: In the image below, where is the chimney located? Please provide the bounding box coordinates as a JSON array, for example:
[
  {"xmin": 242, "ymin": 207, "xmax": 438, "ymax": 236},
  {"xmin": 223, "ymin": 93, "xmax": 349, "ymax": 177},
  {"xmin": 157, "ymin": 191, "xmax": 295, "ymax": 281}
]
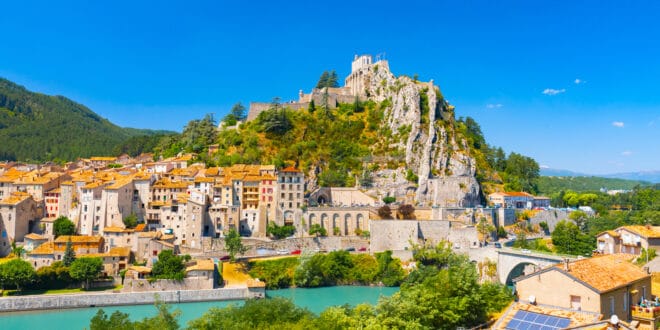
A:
[{"xmin": 564, "ymin": 258, "xmax": 570, "ymax": 271}]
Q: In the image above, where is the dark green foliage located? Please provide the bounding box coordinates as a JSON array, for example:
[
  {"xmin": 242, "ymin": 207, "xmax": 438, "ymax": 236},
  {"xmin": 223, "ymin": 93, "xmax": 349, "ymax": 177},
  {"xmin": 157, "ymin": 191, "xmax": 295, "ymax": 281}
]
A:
[
  {"xmin": 0, "ymin": 258, "xmax": 36, "ymax": 290},
  {"xmin": 382, "ymin": 242, "xmax": 512, "ymax": 329},
  {"xmin": 551, "ymin": 220, "xmax": 594, "ymax": 256},
  {"xmin": 223, "ymin": 102, "xmax": 247, "ymax": 126},
  {"xmin": 32, "ymin": 261, "xmax": 74, "ymax": 290},
  {"xmin": 382, "ymin": 196, "xmax": 396, "ymax": 204},
  {"xmin": 503, "ymin": 152, "xmax": 540, "ymax": 194},
  {"xmin": 62, "ymin": 238, "xmax": 76, "ymax": 266},
  {"xmin": 248, "ymin": 257, "xmax": 299, "ymax": 289},
  {"xmin": 497, "ymin": 226, "xmax": 508, "ymax": 238},
  {"xmin": 405, "ymin": 169, "xmax": 418, "ymax": 182},
  {"xmin": 122, "ymin": 214, "xmax": 138, "ymax": 229},
  {"xmin": 224, "ymin": 228, "xmax": 248, "ymax": 261},
  {"xmin": 151, "ymin": 250, "xmax": 186, "ymax": 280},
  {"xmin": 308, "ymin": 224, "xmax": 327, "ymax": 237},
  {"xmin": 69, "ymin": 257, "xmax": 103, "ymax": 289},
  {"xmin": 90, "ymin": 301, "xmax": 180, "ymax": 330},
  {"xmin": 316, "ymin": 70, "xmax": 339, "ymax": 88},
  {"xmin": 267, "ymin": 223, "xmax": 296, "ymax": 239},
  {"xmin": 0, "ymin": 78, "xmax": 171, "ymax": 161},
  {"xmin": 256, "ymin": 106, "xmax": 292, "ymax": 136},
  {"xmin": 113, "ymin": 133, "xmax": 176, "ymax": 157},
  {"xmin": 375, "ymin": 251, "xmax": 405, "ymax": 286},
  {"xmin": 90, "ymin": 309, "xmax": 134, "ymax": 330},
  {"xmin": 318, "ymin": 168, "xmax": 350, "ymax": 187},
  {"xmin": 188, "ymin": 297, "xmax": 314, "ymax": 330},
  {"xmin": 53, "ymin": 216, "xmax": 75, "ymax": 237}
]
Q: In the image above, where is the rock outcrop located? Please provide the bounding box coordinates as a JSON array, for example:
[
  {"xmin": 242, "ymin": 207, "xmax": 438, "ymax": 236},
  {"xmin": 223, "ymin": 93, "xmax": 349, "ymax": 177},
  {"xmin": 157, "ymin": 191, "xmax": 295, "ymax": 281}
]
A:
[{"xmin": 353, "ymin": 58, "xmax": 481, "ymax": 207}]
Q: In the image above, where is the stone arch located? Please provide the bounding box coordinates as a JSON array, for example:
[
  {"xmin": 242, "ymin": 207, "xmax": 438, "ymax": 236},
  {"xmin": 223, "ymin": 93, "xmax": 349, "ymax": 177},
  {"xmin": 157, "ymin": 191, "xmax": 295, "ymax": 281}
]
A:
[
  {"xmin": 321, "ymin": 213, "xmax": 328, "ymax": 229},
  {"xmin": 308, "ymin": 213, "xmax": 316, "ymax": 230},
  {"xmin": 344, "ymin": 213, "xmax": 352, "ymax": 235},
  {"xmin": 332, "ymin": 214, "xmax": 340, "ymax": 235},
  {"xmin": 356, "ymin": 213, "xmax": 364, "ymax": 232},
  {"xmin": 283, "ymin": 210, "xmax": 294, "ymax": 225},
  {"xmin": 505, "ymin": 262, "xmax": 538, "ymax": 287}
]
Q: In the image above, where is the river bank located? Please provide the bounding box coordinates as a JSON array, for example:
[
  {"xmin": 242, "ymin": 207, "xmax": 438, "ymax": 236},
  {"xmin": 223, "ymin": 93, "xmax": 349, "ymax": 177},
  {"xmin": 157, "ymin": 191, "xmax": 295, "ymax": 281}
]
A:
[
  {"xmin": 0, "ymin": 286, "xmax": 399, "ymax": 330},
  {"xmin": 0, "ymin": 286, "xmax": 263, "ymax": 313}
]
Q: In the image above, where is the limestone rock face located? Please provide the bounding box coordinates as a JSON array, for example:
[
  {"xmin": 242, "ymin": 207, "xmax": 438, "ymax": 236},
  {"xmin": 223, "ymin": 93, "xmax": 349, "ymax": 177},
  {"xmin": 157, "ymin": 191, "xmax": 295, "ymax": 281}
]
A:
[{"xmin": 358, "ymin": 62, "xmax": 481, "ymax": 207}]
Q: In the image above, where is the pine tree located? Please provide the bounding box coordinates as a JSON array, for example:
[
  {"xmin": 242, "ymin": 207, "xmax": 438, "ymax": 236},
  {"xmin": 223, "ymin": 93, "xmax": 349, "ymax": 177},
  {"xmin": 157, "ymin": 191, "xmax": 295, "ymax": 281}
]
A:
[{"xmin": 63, "ymin": 237, "xmax": 76, "ymax": 266}]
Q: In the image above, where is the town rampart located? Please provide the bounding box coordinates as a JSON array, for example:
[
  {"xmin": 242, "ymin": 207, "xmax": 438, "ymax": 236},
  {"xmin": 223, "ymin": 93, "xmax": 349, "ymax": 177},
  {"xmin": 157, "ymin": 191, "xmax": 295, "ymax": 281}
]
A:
[{"xmin": 0, "ymin": 287, "xmax": 256, "ymax": 313}]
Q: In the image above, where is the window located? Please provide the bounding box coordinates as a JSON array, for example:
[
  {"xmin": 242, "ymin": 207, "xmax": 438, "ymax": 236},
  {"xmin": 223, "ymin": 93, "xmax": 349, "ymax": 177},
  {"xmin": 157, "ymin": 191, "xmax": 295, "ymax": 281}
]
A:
[
  {"xmin": 623, "ymin": 293, "xmax": 627, "ymax": 311},
  {"xmin": 570, "ymin": 295, "xmax": 581, "ymax": 310},
  {"xmin": 610, "ymin": 296, "xmax": 615, "ymax": 315},
  {"xmin": 643, "ymin": 286, "xmax": 647, "ymax": 300}
]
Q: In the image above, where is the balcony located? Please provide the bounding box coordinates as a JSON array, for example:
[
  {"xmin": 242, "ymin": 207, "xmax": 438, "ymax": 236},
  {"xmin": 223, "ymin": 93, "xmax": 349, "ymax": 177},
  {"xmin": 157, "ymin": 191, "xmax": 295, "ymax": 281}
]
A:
[{"xmin": 632, "ymin": 304, "xmax": 660, "ymax": 320}]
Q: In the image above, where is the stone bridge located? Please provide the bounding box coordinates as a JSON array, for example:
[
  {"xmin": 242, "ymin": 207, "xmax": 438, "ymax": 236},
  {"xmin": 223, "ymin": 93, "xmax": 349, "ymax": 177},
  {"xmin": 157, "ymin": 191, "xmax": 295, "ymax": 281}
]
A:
[{"xmin": 497, "ymin": 248, "xmax": 578, "ymax": 285}]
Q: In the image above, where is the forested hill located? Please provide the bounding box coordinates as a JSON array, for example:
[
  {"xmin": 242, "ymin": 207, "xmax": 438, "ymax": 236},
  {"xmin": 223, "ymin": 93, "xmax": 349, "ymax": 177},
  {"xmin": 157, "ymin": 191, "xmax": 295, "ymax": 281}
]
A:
[
  {"xmin": 537, "ymin": 176, "xmax": 651, "ymax": 194},
  {"xmin": 0, "ymin": 78, "xmax": 173, "ymax": 161}
]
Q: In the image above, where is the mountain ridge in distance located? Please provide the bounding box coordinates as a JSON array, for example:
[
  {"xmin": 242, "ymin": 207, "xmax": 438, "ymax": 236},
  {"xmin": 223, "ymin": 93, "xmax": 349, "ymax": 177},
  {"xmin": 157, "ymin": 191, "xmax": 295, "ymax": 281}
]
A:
[{"xmin": 541, "ymin": 167, "xmax": 660, "ymax": 184}]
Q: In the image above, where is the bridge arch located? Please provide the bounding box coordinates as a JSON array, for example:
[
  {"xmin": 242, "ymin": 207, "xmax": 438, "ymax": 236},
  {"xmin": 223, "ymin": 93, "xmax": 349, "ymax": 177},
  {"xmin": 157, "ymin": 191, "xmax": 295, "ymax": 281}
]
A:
[
  {"xmin": 505, "ymin": 262, "xmax": 539, "ymax": 286},
  {"xmin": 497, "ymin": 249, "xmax": 574, "ymax": 286}
]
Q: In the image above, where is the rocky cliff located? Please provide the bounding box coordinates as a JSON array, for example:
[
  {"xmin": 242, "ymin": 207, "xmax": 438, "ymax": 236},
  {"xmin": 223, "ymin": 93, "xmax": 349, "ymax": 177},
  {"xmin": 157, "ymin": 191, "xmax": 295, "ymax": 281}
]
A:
[{"xmin": 354, "ymin": 61, "xmax": 481, "ymax": 207}]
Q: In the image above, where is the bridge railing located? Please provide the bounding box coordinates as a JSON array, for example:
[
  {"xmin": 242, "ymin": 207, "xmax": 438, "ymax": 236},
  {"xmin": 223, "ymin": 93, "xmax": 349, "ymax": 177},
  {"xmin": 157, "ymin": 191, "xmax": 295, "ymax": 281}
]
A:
[{"xmin": 504, "ymin": 246, "xmax": 580, "ymax": 260}]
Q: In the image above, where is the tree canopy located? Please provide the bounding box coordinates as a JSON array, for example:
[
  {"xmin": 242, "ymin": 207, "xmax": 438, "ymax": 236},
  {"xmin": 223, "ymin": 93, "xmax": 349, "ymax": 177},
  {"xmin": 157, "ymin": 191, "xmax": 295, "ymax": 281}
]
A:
[
  {"xmin": 224, "ymin": 228, "xmax": 248, "ymax": 261},
  {"xmin": 0, "ymin": 258, "xmax": 36, "ymax": 290},
  {"xmin": 316, "ymin": 70, "xmax": 339, "ymax": 88},
  {"xmin": 54, "ymin": 216, "xmax": 76, "ymax": 237},
  {"xmin": 69, "ymin": 257, "xmax": 103, "ymax": 289},
  {"xmin": 151, "ymin": 250, "xmax": 188, "ymax": 280}
]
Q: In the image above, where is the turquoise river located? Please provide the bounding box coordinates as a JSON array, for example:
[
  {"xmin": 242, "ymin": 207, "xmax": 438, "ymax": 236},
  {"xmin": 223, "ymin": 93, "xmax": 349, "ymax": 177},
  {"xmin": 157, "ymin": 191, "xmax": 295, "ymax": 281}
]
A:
[{"xmin": 0, "ymin": 286, "xmax": 398, "ymax": 329}]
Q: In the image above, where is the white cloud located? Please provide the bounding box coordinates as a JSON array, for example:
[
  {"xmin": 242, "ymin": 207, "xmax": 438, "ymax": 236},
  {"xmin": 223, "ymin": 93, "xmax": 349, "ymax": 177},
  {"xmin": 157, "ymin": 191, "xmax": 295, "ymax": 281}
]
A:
[
  {"xmin": 574, "ymin": 78, "xmax": 585, "ymax": 84},
  {"xmin": 486, "ymin": 103, "xmax": 503, "ymax": 109},
  {"xmin": 542, "ymin": 88, "xmax": 566, "ymax": 95},
  {"xmin": 621, "ymin": 151, "xmax": 633, "ymax": 156},
  {"xmin": 612, "ymin": 121, "xmax": 625, "ymax": 128},
  {"xmin": 540, "ymin": 165, "xmax": 550, "ymax": 169}
]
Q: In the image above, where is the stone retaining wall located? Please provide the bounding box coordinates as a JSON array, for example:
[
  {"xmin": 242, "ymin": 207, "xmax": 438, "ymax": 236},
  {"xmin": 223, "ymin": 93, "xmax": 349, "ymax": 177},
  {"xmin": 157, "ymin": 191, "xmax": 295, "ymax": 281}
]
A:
[{"xmin": 0, "ymin": 287, "xmax": 259, "ymax": 313}]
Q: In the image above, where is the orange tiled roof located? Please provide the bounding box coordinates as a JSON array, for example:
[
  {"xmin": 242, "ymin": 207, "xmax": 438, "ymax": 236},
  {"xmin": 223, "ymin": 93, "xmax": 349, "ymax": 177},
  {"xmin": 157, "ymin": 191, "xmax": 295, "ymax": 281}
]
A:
[
  {"xmin": 620, "ymin": 225, "xmax": 660, "ymax": 239},
  {"xmin": 54, "ymin": 235, "xmax": 103, "ymax": 244},
  {"xmin": 29, "ymin": 242, "xmax": 54, "ymax": 255},
  {"xmin": 108, "ymin": 246, "xmax": 131, "ymax": 257},
  {"xmin": 24, "ymin": 233, "xmax": 47, "ymax": 240},
  {"xmin": 152, "ymin": 178, "xmax": 189, "ymax": 189},
  {"xmin": 90, "ymin": 157, "xmax": 117, "ymax": 161},
  {"xmin": 186, "ymin": 259, "xmax": 215, "ymax": 272},
  {"xmin": 280, "ymin": 166, "xmax": 301, "ymax": 173},
  {"xmin": 0, "ymin": 191, "xmax": 31, "ymax": 205},
  {"xmin": 553, "ymin": 254, "xmax": 648, "ymax": 292},
  {"xmin": 103, "ymin": 227, "xmax": 134, "ymax": 233},
  {"xmin": 134, "ymin": 224, "xmax": 146, "ymax": 232},
  {"xmin": 597, "ymin": 230, "xmax": 620, "ymax": 238}
]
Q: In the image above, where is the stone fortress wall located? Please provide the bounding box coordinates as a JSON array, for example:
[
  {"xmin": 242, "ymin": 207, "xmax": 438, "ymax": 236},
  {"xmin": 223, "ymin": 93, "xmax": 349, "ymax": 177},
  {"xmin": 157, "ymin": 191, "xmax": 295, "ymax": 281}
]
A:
[{"xmin": 246, "ymin": 54, "xmax": 379, "ymax": 121}]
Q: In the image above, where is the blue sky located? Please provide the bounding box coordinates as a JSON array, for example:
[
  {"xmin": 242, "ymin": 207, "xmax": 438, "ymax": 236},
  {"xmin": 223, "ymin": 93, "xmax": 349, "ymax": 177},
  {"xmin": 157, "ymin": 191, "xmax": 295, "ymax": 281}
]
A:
[{"xmin": 1, "ymin": 1, "xmax": 658, "ymax": 174}]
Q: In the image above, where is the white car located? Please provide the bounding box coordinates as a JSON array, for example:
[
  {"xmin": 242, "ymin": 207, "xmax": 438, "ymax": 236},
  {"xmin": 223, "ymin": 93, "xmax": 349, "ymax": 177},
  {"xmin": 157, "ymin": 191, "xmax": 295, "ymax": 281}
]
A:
[{"xmin": 276, "ymin": 249, "xmax": 289, "ymax": 255}]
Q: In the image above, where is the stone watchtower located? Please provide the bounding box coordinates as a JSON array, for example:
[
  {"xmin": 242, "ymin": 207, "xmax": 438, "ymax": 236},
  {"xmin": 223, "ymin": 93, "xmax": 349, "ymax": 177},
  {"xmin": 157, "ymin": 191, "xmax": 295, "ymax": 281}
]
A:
[{"xmin": 345, "ymin": 54, "xmax": 389, "ymax": 96}]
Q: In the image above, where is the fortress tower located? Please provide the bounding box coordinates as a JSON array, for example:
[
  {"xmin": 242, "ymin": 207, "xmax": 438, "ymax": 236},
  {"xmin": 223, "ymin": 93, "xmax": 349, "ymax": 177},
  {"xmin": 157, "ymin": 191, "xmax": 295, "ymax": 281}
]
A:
[{"xmin": 345, "ymin": 54, "xmax": 389, "ymax": 96}]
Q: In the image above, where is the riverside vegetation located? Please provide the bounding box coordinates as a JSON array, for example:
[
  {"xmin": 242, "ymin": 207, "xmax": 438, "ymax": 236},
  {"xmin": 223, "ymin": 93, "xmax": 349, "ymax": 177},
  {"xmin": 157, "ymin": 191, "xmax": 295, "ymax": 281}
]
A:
[{"xmin": 89, "ymin": 243, "xmax": 512, "ymax": 330}]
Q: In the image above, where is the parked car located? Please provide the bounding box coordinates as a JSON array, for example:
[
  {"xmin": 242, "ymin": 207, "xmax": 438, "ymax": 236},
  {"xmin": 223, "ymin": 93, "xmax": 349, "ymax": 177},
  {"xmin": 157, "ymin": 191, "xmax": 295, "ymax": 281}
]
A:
[
  {"xmin": 345, "ymin": 247, "xmax": 356, "ymax": 252},
  {"xmin": 358, "ymin": 247, "xmax": 367, "ymax": 252},
  {"xmin": 494, "ymin": 242, "xmax": 502, "ymax": 249},
  {"xmin": 291, "ymin": 249, "xmax": 301, "ymax": 255},
  {"xmin": 277, "ymin": 249, "xmax": 289, "ymax": 255},
  {"xmin": 220, "ymin": 255, "xmax": 231, "ymax": 261}
]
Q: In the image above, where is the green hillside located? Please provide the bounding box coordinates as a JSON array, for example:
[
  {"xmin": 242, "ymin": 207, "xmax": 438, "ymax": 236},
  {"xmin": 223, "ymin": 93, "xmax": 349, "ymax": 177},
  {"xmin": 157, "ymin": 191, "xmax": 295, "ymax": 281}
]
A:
[
  {"xmin": 538, "ymin": 176, "xmax": 650, "ymax": 194},
  {"xmin": 0, "ymin": 78, "xmax": 174, "ymax": 161}
]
